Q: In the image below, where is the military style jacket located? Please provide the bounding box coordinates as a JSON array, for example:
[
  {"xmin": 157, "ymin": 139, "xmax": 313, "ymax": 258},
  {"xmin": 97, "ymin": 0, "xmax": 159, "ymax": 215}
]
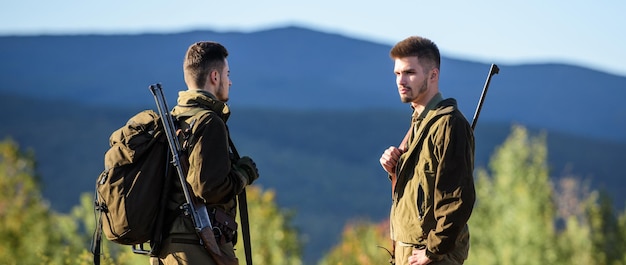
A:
[
  {"xmin": 390, "ymin": 94, "xmax": 476, "ymax": 259},
  {"xmin": 166, "ymin": 89, "xmax": 245, "ymax": 234}
]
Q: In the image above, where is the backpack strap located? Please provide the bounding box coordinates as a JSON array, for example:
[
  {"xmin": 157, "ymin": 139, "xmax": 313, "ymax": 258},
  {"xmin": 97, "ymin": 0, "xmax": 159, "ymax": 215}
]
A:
[{"xmin": 92, "ymin": 186, "xmax": 105, "ymax": 264}]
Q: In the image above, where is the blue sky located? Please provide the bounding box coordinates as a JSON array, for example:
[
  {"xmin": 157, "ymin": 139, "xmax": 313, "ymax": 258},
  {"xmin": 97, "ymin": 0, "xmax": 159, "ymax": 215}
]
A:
[{"xmin": 2, "ymin": 0, "xmax": 624, "ymax": 76}]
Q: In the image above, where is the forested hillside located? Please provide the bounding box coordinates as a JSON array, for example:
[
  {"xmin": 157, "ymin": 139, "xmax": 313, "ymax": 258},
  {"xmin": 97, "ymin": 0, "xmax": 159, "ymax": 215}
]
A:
[{"xmin": 1, "ymin": 26, "xmax": 625, "ymax": 142}]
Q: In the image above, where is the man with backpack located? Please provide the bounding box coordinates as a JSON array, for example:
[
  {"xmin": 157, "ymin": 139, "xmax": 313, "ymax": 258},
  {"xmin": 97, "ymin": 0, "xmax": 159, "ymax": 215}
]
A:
[{"xmin": 151, "ymin": 41, "xmax": 260, "ymax": 265}]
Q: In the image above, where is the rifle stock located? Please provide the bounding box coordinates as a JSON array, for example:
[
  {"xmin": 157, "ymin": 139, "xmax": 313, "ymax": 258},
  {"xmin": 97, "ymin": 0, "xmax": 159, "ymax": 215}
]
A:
[
  {"xmin": 150, "ymin": 84, "xmax": 237, "ymax": 265},
  {"xmin": 198, "ymin": 226, "xmax": 239, "ymax": 264}
]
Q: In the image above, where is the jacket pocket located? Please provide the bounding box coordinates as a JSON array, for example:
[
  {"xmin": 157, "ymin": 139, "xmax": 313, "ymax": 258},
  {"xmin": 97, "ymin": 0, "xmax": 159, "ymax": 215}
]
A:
[
  {"xmin": 416, "ymin": 184, "xmax": 424, "ymax": 220},
  {"xmin": 417, "ymin": 169, "xmax": 434, "ymax": 221}
]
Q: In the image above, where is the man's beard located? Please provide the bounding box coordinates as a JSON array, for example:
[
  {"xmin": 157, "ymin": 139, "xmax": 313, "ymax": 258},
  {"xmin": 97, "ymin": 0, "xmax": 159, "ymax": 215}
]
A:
[
  {"xmin": 216, "ymin": 80, "xmax": 229, "ymax": 102},
  {"xmin": 400, "ymin": 79, "xmax": 428, "ymax": 103}
]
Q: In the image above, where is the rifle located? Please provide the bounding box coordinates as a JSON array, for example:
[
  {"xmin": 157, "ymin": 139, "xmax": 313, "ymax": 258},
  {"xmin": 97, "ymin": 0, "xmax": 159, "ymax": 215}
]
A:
[{"xmin": 149, "ymin": 83, "xmax": 238, "ymax": 265}]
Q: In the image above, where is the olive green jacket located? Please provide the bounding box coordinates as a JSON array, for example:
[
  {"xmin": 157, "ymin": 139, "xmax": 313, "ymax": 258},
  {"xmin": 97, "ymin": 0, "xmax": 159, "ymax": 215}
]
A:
[
  {"xmin": 390, "ymin": 95, "xmax": 476, "ymax": 259},
  {"xmin": 166, "ymin": 89, "xmax": 245, "ymax": 235}
]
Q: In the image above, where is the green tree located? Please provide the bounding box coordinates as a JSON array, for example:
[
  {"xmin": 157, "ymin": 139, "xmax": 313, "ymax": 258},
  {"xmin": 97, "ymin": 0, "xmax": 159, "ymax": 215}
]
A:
[
  {"xmin": 468, "ymin": 125, "xmax": 559, "ymax": 265},
  {"xmin": 467, "ymin": 125, "xmax": 626, "ymax": 265},
  {"xmin": 0, "ymin": 138, "xmax": 59, "ymax": 264},
  {"xmin": 318, "ymin": 220, "xmax": 391, "ymax": 265},
  {"xmin": 551, "ymin": 177, "xmax": 595, "ymax": 265},
  {"xmin": 619, "ymin": 210, "xmax": 626, "ymax": 264},
  {"xmin": 0, "ymin": 138, "xmax": 90, "ymax": 264},
  {"xmin": 236, "ymin": 186, "xmax": 303, "ymax": 265},
  {"xmin": 584, "ymin": 192, "xmax": 626, "ymax": 264}
]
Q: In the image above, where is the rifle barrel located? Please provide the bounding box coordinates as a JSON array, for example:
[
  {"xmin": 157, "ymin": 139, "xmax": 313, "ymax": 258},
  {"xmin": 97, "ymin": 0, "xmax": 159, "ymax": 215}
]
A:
[{"xmin": 471, "ymin": 64, "xmax": 499, "ymax": 130}]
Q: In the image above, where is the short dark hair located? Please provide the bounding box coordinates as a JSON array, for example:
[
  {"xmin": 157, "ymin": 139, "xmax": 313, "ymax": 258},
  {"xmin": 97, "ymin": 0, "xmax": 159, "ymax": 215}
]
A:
[
  {"xmin": 183, "ymin": 41, "xmax": 229, "ymax": 88},
  {"xmin": 390, "ymin": 36, "xmax": 440, "ymax": 72}
]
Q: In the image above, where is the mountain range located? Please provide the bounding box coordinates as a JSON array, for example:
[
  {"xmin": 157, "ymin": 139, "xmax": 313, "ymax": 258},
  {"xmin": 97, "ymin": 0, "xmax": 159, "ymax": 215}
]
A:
[
  {"xmin": 2, "ymin": 26, "xmax": 625, "ymax": 141},
  {"xmin": 1, "ymin": 26, "xmax": 625, "ymax": 263}
]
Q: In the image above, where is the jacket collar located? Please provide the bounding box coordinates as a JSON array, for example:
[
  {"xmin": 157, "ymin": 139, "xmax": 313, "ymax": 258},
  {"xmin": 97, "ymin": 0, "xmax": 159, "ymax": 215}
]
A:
[
  {"xmin": 172, "ymin": 89, "xmax": 231, "ymax": 121},
  {"xmin": 413, "ymin": 93, "xmax": 444, "ymax": 120}
]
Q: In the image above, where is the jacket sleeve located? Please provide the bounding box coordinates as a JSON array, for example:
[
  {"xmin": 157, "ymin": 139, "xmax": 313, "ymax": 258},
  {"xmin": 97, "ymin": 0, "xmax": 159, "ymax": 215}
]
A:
[
  {"xmin": 186, "ymin": 113, "xmax": 244, "ymax": 204},
  {"xmin": 427, "ymin": 113, "xmax": 476, "ymax": 256}
]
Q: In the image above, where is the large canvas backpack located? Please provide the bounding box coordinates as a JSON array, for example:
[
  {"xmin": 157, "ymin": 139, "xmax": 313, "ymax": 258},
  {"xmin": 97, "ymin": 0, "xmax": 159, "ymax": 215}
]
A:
[
  {"xmin": 94, "ymin": 109, "xmax": 171, "ymax": 247},
  {"xmin": 92, "ymin": 107, "xmax": 210, "ymax": 263}
]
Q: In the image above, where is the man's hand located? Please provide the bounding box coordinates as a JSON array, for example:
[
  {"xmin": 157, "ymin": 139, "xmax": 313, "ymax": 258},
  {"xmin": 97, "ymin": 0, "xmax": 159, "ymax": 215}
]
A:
[
  {"xmin": 380, "ymin": 146, "xmax": 405, "ymax": 178},
  {"xmin": 383, "ymin": 125, "xmax": 411, "ymax": 193},
  {"xmin": 235, "ymin": 156, "xmax": 259, "ymax": 186},
  {"xmin": 408, "ymin": 248, "xmax": 431, "ymax": 265}
]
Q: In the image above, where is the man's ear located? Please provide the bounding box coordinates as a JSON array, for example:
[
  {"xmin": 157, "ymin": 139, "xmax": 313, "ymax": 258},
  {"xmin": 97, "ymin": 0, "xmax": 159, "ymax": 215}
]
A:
[
  {"xmin": 210, "ymin": 70, "xmax": 219, "ymax": 84},
  {"xmin": 430, "ymin": 68, "xmax": 439, "ymax": 81}
]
